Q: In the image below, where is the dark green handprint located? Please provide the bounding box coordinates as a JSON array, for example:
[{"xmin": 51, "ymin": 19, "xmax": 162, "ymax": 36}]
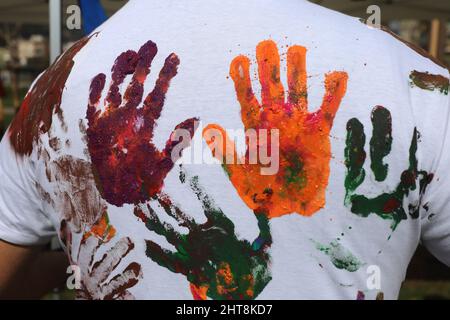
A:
[
  {"xmin": 134, "ymin": 174, "xmax": 272, "ymax": 300},
  {"xmin": 345, "ymin": 106, "xmax": 434, "ymax": 230},
  {"xmin": 369, "ymin": 107, "xmax": 392, "ymax": 181}
]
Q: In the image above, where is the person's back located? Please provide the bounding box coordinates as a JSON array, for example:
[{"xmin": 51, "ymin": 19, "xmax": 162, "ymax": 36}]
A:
[{"xmin": 0, "ymin": 0, "xmax": 449, "ymax": 300}]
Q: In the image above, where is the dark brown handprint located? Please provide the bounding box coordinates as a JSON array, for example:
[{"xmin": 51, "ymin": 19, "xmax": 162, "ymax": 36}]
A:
[
  {"xmin": 86, "ymin": 41, "xmax": 198, "ymax": 206},
  {"xmin": 60, "ymin": 213, "xmax": 142, "ymax": 300},
  {"xmin": 9, "ymin": 35, "xmax": 93, "ymax": 156}
]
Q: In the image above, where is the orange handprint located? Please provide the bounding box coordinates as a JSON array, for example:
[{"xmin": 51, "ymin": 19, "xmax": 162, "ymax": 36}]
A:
[{"xmin": 203, "ymin": 40, "xmax": 348, "ymax": 218}]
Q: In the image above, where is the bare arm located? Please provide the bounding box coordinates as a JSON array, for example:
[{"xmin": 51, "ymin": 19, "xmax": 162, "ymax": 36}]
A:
[{"xmin": 0, "ymin": 240, "xmax": 69, "ymax": 299}]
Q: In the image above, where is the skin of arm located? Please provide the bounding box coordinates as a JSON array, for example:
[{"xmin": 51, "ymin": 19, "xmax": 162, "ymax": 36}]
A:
[{"xmin": 0, "ymin": 240, "xmax": 69, "ymax": 299}]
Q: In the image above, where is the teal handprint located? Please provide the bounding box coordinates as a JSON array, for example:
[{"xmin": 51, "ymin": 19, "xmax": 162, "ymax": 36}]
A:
[{"xmin": 344, "ymin": 106, "xmax": 433, "ymax": 230}]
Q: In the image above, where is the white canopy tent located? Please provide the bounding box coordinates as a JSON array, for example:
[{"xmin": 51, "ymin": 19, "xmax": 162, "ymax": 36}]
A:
[
  {"xmin": 0, "ymin": 0, "xmax": 128, "ymax": 62},
  {"xmin": 1, "ymin": 0, "xmax": 449, "ymax": 24},
  {"xmin": 0, "ymin": 0, "xmax": 127, "ymax": 25},
  {"xmin": 0, "ymin": 0, "xmax": 448, "ymax": 62},
  {"xmin": 0, "ymin": 0, "xmax": 126, "ymax": 61},
  {"xmin": 311, "ymin": 0, "xmax": 450, "ymax": 21}
]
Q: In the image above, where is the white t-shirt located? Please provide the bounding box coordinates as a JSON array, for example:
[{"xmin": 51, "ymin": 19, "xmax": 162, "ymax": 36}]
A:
[{"xmin": 0, "ymin": 0, "xmax": 449, "ymax": 300}]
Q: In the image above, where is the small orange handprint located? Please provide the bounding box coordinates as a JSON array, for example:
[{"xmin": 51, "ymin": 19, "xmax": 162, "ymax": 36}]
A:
[{"xmin": 203, "ymin": 40, "xmax": 348, "ymax": 218}]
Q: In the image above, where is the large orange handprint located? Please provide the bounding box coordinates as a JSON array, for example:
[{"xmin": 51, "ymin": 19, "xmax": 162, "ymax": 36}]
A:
[
  {"xmin": 86, "ymin": 41, "xmax": 198, "ymax": 207},
  {"xmin": 203, "ymin": 40, "xmax": 348, "ymax": 218}
]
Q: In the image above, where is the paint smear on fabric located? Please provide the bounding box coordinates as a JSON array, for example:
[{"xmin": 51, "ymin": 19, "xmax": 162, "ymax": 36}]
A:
[
  {"xmin": 134, "ymin": 172, "xmax": 272, "ymax": 300},
  {"xmin": 9, "ymin": 35, "xmax": 93, "ymax": 155},
  {"xmin": 312, "ymin": 240, "xmax": 363, "ymax": 272},
  {"xmin": 410, "ymin": 71, "xmax": 449, "ymax": 95}
]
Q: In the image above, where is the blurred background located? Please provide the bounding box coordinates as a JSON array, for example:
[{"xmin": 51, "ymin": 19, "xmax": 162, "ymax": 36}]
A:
[{"xmin": 0, "ymin": 0, "xmax": 449, "ymax": 300}]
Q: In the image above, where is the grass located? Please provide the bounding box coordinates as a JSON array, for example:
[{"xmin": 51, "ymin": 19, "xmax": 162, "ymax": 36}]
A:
[
  {"xmin": 1, "ymin": 87, "xmax": 28, "ymax": 110},
  {"xmin": 399, "ymin": 281, "xmax": 450, "ymax": 300}
]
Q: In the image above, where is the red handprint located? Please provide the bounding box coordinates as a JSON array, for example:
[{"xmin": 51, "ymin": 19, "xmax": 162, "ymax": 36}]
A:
[{"xmin": 86, "ymin": 41, "xmax": 198, "ymax": 206}]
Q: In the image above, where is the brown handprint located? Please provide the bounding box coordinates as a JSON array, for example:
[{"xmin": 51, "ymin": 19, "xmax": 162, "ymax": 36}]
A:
[
  {"xmin": 60, "ymin": 213, "xmax": 142, "ymax": 300},
  {"xmin": 86, "ymin": 40, "xmax": 198, "ymax": 206},
  {"xmin": 9, "ymin": 35, "xmax": 93, "ymax": 156},
  {"xmin": 37, "ymin": 150, "xmax": 106, "ymax": 233},
  {"xmin": 203, "ymin": 40, "xmax": 348, "ymax": 218}
]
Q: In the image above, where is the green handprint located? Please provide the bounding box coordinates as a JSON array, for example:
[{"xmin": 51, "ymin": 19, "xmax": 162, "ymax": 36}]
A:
[
  {"xmin": 134, "ymin": 174, "xmax": 272, "ymax": 300},
  {"xmin": 344, "ymin": 106, "xmax": 433, "ymax": 230}
]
